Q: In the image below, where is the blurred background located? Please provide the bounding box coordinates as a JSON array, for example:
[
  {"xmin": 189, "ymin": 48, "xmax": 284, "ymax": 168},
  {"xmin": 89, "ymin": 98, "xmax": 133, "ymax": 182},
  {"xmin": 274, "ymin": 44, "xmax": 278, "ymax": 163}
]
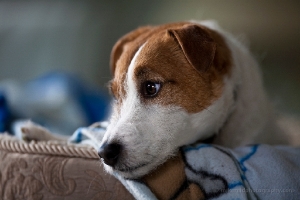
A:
[{"xmin": 0, "ymin": 0, "xmax": 299, "ymax": 133}]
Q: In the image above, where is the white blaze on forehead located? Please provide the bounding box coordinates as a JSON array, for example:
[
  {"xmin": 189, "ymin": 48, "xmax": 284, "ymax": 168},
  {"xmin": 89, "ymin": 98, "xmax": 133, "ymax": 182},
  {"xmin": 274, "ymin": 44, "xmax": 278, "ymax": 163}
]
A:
[
  {"xmin": 119, "ymin": 44, "xmax": 146, "ymax": 118},
  {"xmin": 127, "ymin": 43, "xmax": 145, "ymax": 93}
]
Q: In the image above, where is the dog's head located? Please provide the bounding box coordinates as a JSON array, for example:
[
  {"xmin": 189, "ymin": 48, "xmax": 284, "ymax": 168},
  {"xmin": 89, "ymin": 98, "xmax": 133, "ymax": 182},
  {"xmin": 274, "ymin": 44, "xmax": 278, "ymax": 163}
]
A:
[{"xmin": 99, "ymin": 22, "xmax": 233, "ymax": 178}]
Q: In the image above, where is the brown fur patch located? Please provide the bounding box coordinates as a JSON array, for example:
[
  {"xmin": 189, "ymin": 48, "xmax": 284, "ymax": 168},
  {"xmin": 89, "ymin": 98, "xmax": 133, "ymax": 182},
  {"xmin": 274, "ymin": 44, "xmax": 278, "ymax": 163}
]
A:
[
  {"xmin": 142, "ymin": 154, "xmax": 187, "ymax": 200},
  {"xmin": 109, "ymin": 22, "xmax": 232, "ymax": 113},
  {"xmin": 142, "ymin": 153, "xmax": 205, "ymax": 200}
]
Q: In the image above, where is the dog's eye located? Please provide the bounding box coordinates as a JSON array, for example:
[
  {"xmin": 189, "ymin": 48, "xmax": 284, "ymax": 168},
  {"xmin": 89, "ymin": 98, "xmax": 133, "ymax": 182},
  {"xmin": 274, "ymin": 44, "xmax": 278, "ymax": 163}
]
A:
[{"xmin": 143, "ymin": 81, "xmax": 161, "ymax": 97}]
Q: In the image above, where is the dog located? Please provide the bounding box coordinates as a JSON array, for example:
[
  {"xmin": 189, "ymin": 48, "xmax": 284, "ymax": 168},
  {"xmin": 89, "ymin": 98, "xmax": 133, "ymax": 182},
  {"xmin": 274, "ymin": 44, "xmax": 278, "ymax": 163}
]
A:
[{"xmin": 97, "ymin": 20, "xmax": 300, "ymax": 179}]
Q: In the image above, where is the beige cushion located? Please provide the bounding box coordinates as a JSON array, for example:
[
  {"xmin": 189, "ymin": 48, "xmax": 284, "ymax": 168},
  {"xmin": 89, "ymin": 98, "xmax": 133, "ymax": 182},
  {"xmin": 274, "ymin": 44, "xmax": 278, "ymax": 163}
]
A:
[{"xmin": 0, "ymin": 135, "xmax": 133, "ymax": 199}]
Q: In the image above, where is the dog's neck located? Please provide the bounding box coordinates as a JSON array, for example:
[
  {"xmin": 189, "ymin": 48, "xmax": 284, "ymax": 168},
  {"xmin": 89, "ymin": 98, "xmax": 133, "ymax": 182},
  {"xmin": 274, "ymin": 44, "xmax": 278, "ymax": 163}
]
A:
[{"xmin": 212, "ymin": 31, "xmax": 287, "ymax": 147}]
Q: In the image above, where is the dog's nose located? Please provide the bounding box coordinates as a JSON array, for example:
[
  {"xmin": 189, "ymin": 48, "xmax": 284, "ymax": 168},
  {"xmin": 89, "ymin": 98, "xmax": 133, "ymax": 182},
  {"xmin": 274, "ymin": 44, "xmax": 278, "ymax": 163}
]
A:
[{"xmin": 98, "ymin": 142, "xmax": 122, "ymax": 167}]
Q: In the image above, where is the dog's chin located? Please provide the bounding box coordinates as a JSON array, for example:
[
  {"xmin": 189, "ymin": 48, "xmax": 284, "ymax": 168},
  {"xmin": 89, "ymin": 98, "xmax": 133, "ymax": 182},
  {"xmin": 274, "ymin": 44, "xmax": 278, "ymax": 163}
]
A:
[{"xmin": 102, "ymin": 155, "xmax": 173, "ymax": 179}]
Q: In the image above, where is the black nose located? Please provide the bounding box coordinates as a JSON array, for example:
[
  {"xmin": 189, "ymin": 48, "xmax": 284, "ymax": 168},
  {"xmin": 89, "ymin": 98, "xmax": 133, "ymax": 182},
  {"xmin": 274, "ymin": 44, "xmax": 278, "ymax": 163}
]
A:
[{"xmin": 98, "ymin": 142, "xmax": 122, "ymax": 167}]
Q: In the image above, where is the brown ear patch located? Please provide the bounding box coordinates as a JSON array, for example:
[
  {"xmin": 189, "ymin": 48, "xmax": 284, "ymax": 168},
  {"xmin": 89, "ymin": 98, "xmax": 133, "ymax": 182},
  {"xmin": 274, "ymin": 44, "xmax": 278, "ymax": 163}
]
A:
[
  {"xmin": 168, "ymin": 25, "xmax": 217, "ymax": 73},
  {"xmin": 110, "ymin": 26, "xmax": 153, "ymax": 75}
]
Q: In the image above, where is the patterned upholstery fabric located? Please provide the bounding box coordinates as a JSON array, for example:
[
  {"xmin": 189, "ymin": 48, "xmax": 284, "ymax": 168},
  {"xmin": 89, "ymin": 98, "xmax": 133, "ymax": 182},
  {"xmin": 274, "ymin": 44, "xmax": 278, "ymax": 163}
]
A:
[{"xmin": 0, "ymin": 134, "xmax": 133, "ymax": 200}]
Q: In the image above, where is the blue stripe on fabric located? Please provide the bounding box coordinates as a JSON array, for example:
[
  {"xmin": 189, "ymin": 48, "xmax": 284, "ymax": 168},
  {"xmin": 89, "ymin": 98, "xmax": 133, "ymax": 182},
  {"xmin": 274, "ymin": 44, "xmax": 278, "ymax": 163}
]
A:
[
  {"xmin": 228, "ymin": 181, "xmax": 244, "ymax": 189},
  {"xmin": 70, "ymin": 128, "xmax": 83, "ymax": 143},
  {"xmin": 75, "ymin": 130, "xmax": 82, "ymax": 143},
  {"xmin": 239, "ymin": 145, "xmax": 259, "ymax": 172},
  {"xmin": 183, "ymin": 144, "xmax": 212, "ymax": 152}
]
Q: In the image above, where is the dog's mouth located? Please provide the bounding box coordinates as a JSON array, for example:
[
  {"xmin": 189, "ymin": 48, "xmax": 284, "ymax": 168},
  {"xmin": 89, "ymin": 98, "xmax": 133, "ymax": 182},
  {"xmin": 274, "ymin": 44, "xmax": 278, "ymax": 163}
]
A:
[
  {"xmin": 103, "ymin": 161, "xmax": 155, "ymax": 179},
  {"xmin": 106, "ymin": 155, "xmax": 170, "ymax": 179},
  {"xmin": 114, "ymin": 161, "xmax": 150, "ymax": 173}
]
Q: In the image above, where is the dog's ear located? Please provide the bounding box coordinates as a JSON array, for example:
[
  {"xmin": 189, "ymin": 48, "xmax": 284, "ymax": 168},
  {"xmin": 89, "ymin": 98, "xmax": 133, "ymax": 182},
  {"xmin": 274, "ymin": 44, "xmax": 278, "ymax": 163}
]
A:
[
  {"xmin": 110, "ymin": 26, "xmax": 153, "ymax": 75},
  {"xmin": 168, "ymin": 24, "xmax": 217, "ymax": 73}
]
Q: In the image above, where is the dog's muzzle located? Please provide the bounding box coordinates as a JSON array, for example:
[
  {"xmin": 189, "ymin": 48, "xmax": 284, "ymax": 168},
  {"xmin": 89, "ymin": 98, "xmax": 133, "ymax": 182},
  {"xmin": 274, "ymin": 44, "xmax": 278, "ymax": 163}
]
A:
[{"xmin": 98, "ymin": 142, "xmax": 122, "ymax": 167}]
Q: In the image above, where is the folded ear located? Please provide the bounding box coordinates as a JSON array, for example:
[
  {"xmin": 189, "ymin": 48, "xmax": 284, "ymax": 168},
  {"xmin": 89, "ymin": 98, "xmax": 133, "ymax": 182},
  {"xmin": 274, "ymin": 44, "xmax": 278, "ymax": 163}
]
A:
[
  {"xmin": 168, "ymin": 24, "xmax": 217, "ymax": 73},
  {"xmin": 110, "ymin": 26, "xmax": 152, "ymax": 75}
]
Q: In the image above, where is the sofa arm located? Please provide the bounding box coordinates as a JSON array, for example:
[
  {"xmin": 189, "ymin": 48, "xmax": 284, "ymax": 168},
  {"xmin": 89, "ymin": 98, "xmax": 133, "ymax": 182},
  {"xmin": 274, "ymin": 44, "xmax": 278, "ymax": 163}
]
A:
[{"xmin": 0, "ymin": 134, "xmax": 134, "ymax": 200}]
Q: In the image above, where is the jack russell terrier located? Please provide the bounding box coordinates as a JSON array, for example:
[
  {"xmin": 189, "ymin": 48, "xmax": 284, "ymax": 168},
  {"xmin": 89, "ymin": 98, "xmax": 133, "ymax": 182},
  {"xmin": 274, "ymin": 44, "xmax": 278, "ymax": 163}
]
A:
[
  {"xmin": 18, "ymin": 21, "xmax": 299, "ymax": 179},
  {"xmin": 97, "ymin": 20, "xmax": 299, "ymax": 179}
]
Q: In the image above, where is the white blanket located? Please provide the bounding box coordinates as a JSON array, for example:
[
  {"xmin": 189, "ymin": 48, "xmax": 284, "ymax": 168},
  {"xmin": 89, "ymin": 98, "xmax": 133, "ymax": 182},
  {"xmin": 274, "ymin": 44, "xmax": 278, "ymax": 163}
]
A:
[{"xmin": 117, "ymin": 143, "xmax": 300, "ymax": 200}]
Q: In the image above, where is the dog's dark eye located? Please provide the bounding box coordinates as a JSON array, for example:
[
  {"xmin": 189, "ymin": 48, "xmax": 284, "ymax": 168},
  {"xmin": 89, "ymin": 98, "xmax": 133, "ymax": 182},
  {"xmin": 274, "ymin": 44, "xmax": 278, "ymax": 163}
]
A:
[{"xmin": 143, "ymin": 81, "xmax": 161, "ymax": 97}]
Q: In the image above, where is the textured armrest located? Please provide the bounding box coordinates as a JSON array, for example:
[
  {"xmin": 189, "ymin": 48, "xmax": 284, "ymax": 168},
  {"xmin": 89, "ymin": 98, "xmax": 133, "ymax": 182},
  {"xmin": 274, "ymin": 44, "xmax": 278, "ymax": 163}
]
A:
[{"xmin": 0, "ymin": 135, "xmax": 134, "ymax": 199}]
